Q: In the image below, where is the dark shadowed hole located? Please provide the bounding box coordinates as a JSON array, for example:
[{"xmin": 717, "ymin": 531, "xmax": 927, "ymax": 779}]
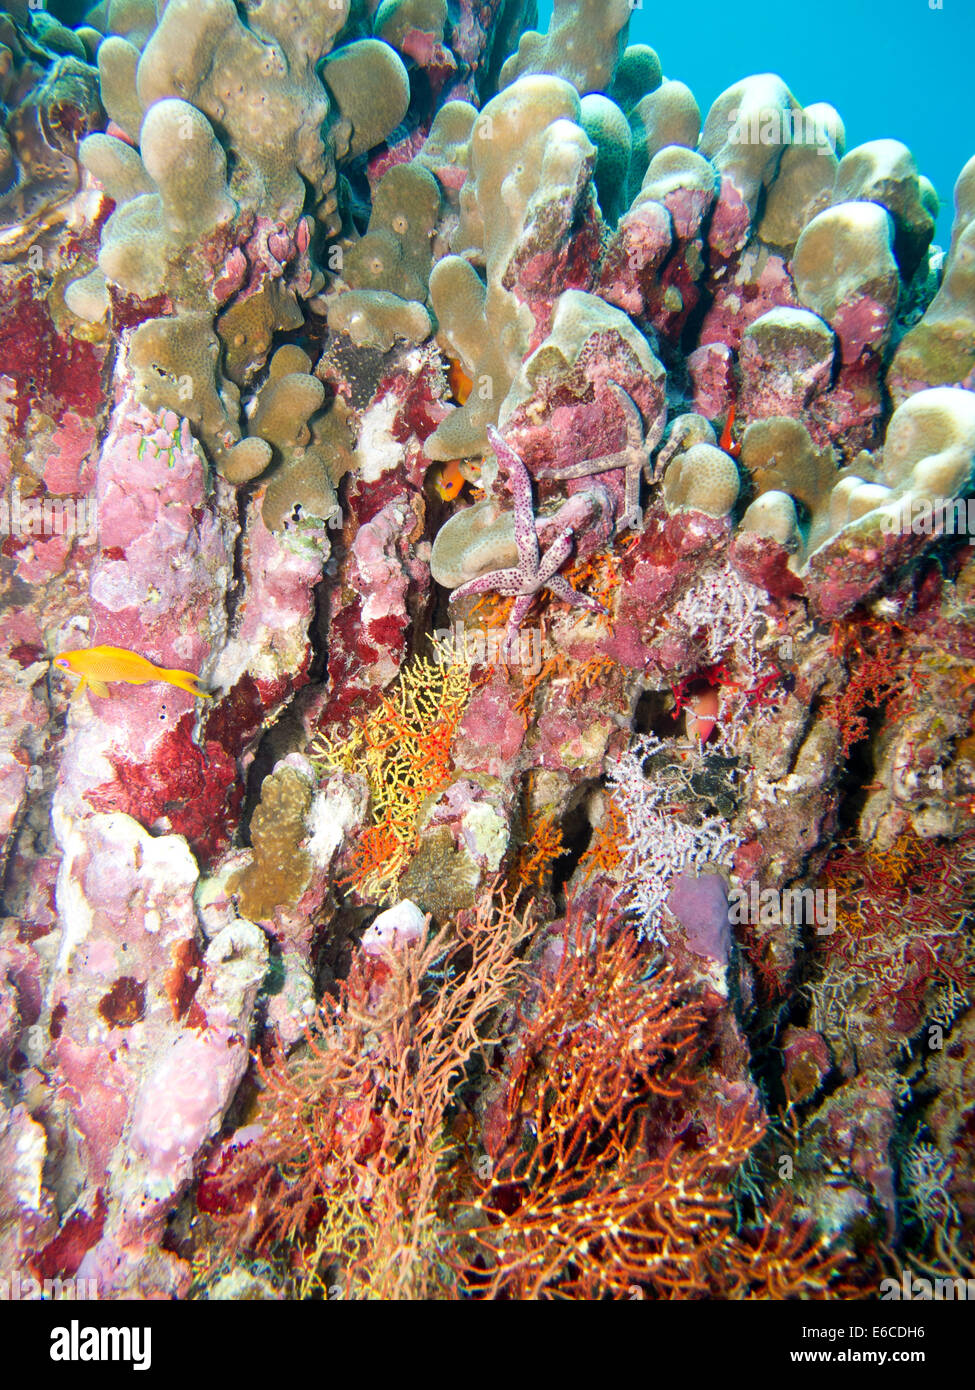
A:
[
  {"xmin": 551, "ymin": 799, "xmax": 594, "ymax": 906},
  {"xmin": 633, "ymin": 686, "xmax": 680, "ymax": 738}
]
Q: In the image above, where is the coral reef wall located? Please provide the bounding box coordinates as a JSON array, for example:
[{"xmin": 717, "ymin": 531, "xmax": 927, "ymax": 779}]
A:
[{"xmin": 0, "ymin": 0, "xmax": 973, "ymax": 1299}]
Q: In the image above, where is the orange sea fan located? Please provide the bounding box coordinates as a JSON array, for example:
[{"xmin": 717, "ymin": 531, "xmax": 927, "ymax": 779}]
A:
[
  {"xmin": 457, "ymin": 905, "xmax": 764, "ymax": 1298},
  {"xmin": 210, "ymin": 893, "xmax": 535, "ymax": 1299}
]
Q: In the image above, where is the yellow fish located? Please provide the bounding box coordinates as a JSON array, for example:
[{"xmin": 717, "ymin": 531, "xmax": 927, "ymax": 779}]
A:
[{"xmin": 52, "ymin": 644, "xmax": 212, "ymax": 701}]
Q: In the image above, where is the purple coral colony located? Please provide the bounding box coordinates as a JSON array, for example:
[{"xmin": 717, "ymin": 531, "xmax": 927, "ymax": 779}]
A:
[{"xmin": 0, "ymin": 0, "xmax": 973, "ymax": 1306}]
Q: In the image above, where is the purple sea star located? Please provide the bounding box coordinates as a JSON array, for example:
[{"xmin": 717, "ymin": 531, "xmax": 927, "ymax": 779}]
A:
[{"xmin": 449, "ymin": 425, "xmax": 608, "ymax": 639}]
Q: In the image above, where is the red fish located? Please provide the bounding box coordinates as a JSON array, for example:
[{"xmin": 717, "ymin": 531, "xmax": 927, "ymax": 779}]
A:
[{"xmin": 720, "ymin": 400, "xmax": 741, "ymax": 459}]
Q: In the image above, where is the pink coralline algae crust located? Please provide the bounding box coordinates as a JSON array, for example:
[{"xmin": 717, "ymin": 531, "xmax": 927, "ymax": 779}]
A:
[
  {"xmin": 454, "ymin": 677, "xmax": 528, "ymax": 778},
  {"xmin": 316, "ymin": 496, "xmax": 427, "ymax": 730},
  {"xmin": 90, "ymin": 402, "xmax": 226, "ymax": 659},
  {"xmin": 369, "ymin": 128, "xmax": 429, "ymax": 186},
  {"xmin": 41, "ymin": 411, "xmax": 97, "ymax": 494},
  {"xmin": 55, "ymin": 1034, "xmax": 133, "ymax": 1192},
  {"xmin": 0, "ymin": 1105, "xmax": 57, "ymax": 1268},
  {"xmin": 107, "ymin": 286, "xmax": 174, "ymax": 334},
  {"xmin": 0, "ymin": 690, "xmax": 44, "ymax": 848},
  {"xmin": 729, "ymin": 531, "xmax": 805, "ymax": 600},
  {"xmin": 515, "ymin": 197, "xmax": 604, "ymax": 301},
  {"xmin": 802, "ymin": 521, "xmax": 934, "ymax": 621},
  {"xmin": 0, "ymin": 982, "xmax": 19, "ymax": 1076},
  {"xmin": 516, "ymin": 204, "xmax": 607, "ymax": 343},
  {"xmin": 451, "ymin": 0, "xmax": 516, "ymax": 74},
  {"xmin": 0, "ymin": 276, "xmax": 106, "ymax": 430},
  {"xmin": 605, "ymin": 508, "xmax": 732, "ymax": 673},
  {"xmin": 224, "ymin": 213, "xmax": 315, "ymax": 307},
  {"xmin": 9, "ymin": 524, "xmax": 74, "ymax": 583},
  {"xmin": 32, "ymin": 1193, "xmax": 107, "ymax": 1282},
  {"xmin": 686, "ymin": 342, "xmax": 735, "ymax": 421},
  {"xmin": 698, "ymin": 250, "xmax": 798, "ymax": 352},
  {"xmin": 403, "ymin": 34, "xmax": 458, "ymax": 92},
  {"xmin": 53, "ymin": 394, "xmax": 237, "ymax": 853},
  {"xmin": 212, "ymin": 246, "xmax": 248, "ymax": 305},
  {"xmin": 203, "ymin": 671, "xmax": 297, "ymax": 769},
  {"xmin": 605, "ymin": 190, "xmax": 716, "ymax": 348},
  {"xmin": 816, "ymin": 358, "xmax": 885, "ymax": 451},
  {"xmin": 42, "ymin": 811, "xmax": 266, "ymax": 1295},
  {"xmin": 831, "ymin": 290, "xmax": 895, "ymax": 364},
  {"xmin": 706, "ymin": 176, "xmax": 753, "ymax": 262},
  {"xmin": 504, "ymin": 342, "xmax": 664, "ymax": 492},
  {"xmin": 597, "ymin": 202, "xmax": 673, "ymax": 317},
  {"xmin": 386, "ymin": 365, "xmax": 451, "ymax": 464},
  {"xmin": 212, "ymin": 500, "xmax": 323, "ymax": 759},
  {"xmin": 308, "ymin": 356, "xmax": 442, "ymax": 734},
  {"xmin": 48, "ymin": 856, "xmax": 197, "ymax": 1195},
  {"xmin": 126, "ymin": 1029, "xmax": 249, "ymax": 1201},
  {"xmin": 737, "ymin": 328, "xmax": 833, "ymax": 425},
  {"xmin": 232, "ymin": 510, "xmax": 323, "ymax": 657}
]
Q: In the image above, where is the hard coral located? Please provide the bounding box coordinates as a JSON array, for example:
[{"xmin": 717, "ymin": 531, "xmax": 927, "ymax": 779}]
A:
[
  {"xmin": 5, "ymin": 0, "xmax": 975, "ymax": 1309},
  {"xmin": 230, "ymin": 763, "xmax": 313, "ymax": 923},
  {"xmin": 500, "ymin": 0, "xmax": 631, "ymax": 96}
]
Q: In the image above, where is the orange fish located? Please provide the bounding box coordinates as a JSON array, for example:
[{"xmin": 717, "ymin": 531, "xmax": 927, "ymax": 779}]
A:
[
  {"xmin": 433, "ymin": 455, "xmax": 483, "ymax": 502},
  {"xmin": 52, "ymin": 644, "xmax": 211, "ymax": 701},
  {"xmin": 434, "ymin": 458, "xmax": 467, "ymax": 501},
  {"xmin": 719, "ymin": 401, "xmax": 741, "ymax": 459},
  {"xmin": 447, "ymin": 356, "xmax": 473, "ymax": 405}
]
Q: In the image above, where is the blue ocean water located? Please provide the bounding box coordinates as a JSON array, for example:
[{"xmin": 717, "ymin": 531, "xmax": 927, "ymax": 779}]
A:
[{"xmin": 539, "ymin": 0, "xmax": 973, "ymax": 244}]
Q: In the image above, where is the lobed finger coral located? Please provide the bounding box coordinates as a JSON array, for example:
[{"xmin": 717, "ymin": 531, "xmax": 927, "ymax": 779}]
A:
[{"xmin": 0, "ymin": 0, "xmax": 974, "ymax": 1313}]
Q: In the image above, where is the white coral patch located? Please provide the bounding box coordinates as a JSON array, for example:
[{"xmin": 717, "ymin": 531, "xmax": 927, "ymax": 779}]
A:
[{"xmin": 357, "ymin": 393, "xmax": 405, "ymax": 482}]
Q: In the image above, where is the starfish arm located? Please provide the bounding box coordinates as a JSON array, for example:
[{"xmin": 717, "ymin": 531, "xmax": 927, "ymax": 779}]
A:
[
  {"xmin": 606, "ymin": 381, "xmax": 645, "ymax": 453},
  {"xmin": 546, "ymin": 574, "xmax": 608, "ymax": 614},
  {"xmin": 504, "ymin": 593, "xmax": 537, "ymax": 641},
  {"xmin": 485, "ymin": 423, "xmax": 524, "ymax": 479},
  {"xmin": 622, "ymin": 461, "xmax": 642, "ymax": 525},
  {"xmin": 535, "ymin": 385, "xmax": 648, "ymax": 487},
  {"xmin": 450, "ymin": 567, "xmax": 527, "ymax": 602},
  {"xmin": 536, "ymin": 527, "xmax": 576, "ymax": 584},
  {"xmin": 536, "ymin": 441, "xmax": 633, "ymax": 480},
  {"xmin": 535, "ymin": 461, "xmax": 600, "ymax": 480},
  {"xmin": 487, "ymin": 424, "xmax": 539, "ymax": 575}
]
